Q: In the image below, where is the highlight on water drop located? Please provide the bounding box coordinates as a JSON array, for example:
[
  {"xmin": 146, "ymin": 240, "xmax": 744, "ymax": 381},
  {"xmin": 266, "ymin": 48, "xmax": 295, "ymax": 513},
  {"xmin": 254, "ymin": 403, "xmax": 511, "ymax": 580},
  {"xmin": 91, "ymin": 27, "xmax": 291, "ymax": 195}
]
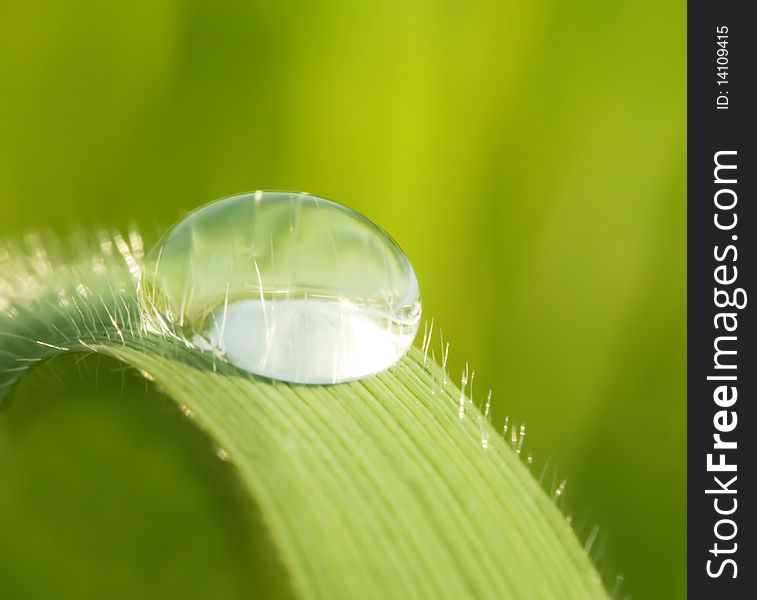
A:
[{"xmin": 138, "ymin": 191, "xmax": 421, "ymax": 384}]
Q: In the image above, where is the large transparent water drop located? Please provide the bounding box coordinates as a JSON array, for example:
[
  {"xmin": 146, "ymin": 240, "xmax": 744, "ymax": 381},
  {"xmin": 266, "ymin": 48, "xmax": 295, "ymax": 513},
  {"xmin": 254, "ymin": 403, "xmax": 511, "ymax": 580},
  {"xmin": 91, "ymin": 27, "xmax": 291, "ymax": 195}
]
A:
[{"xmin": 138, "ymin": 191, "xmax": 421, "ymax": 384}]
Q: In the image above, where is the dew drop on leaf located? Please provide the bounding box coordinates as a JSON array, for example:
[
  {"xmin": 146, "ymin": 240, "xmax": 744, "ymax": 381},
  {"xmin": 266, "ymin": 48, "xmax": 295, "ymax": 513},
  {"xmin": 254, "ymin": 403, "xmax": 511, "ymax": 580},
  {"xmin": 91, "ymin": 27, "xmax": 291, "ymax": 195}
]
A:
[{"xmin": 138, "ymin": 191, "xmax": 421, "ymax": 384}]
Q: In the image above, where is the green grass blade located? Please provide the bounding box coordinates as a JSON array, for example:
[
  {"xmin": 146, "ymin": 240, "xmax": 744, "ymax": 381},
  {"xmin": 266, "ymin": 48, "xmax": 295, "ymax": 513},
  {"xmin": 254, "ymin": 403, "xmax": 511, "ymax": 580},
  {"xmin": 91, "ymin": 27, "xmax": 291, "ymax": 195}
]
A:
[{"xmin": 0, "ymin": 231, "xmax": 609, "ymax": 599}]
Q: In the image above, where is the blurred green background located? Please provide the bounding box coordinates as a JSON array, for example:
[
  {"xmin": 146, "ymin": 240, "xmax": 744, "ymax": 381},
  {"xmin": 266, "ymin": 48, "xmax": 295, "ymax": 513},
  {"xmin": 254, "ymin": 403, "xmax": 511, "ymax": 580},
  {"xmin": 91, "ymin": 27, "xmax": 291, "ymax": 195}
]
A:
[{"xmin": 0, "ymin": 1, "xmax": 685, "ymax": 599}]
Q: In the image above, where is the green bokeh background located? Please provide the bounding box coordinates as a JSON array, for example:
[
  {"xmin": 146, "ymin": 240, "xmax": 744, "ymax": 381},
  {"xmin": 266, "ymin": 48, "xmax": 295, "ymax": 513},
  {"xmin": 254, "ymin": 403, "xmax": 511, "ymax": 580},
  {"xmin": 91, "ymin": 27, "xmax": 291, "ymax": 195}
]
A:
[{"xmin": 0, "ymin": 1, "xmax": 685, "ymax": 599}]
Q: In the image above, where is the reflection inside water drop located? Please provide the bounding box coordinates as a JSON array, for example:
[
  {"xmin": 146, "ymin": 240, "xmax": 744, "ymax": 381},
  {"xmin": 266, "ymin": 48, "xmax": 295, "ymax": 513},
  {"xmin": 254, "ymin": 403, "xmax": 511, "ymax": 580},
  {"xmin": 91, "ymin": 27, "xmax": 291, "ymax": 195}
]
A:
[{"xmin": 138, "ymin": 191, "xmax": 421, "ymax": 384}]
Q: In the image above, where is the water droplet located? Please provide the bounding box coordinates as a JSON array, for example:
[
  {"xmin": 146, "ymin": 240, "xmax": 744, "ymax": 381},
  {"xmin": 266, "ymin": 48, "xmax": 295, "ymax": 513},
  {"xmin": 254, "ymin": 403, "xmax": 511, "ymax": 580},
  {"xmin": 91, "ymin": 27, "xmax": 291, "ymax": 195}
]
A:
[
  {"xmin": 138, "ymin": 191, "xmax": 421, "ymax": 384},
  {"xmin": 552, "ymin": 479, "xmax": 567, "ymax": 500}
]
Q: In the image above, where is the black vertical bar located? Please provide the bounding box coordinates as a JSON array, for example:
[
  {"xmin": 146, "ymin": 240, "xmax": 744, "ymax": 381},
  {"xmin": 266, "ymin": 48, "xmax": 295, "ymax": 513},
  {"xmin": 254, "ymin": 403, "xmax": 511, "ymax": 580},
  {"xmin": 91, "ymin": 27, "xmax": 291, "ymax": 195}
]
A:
[{"xmin": 688, "ymin": 2, "xmax": 755, "ymax": 597}]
